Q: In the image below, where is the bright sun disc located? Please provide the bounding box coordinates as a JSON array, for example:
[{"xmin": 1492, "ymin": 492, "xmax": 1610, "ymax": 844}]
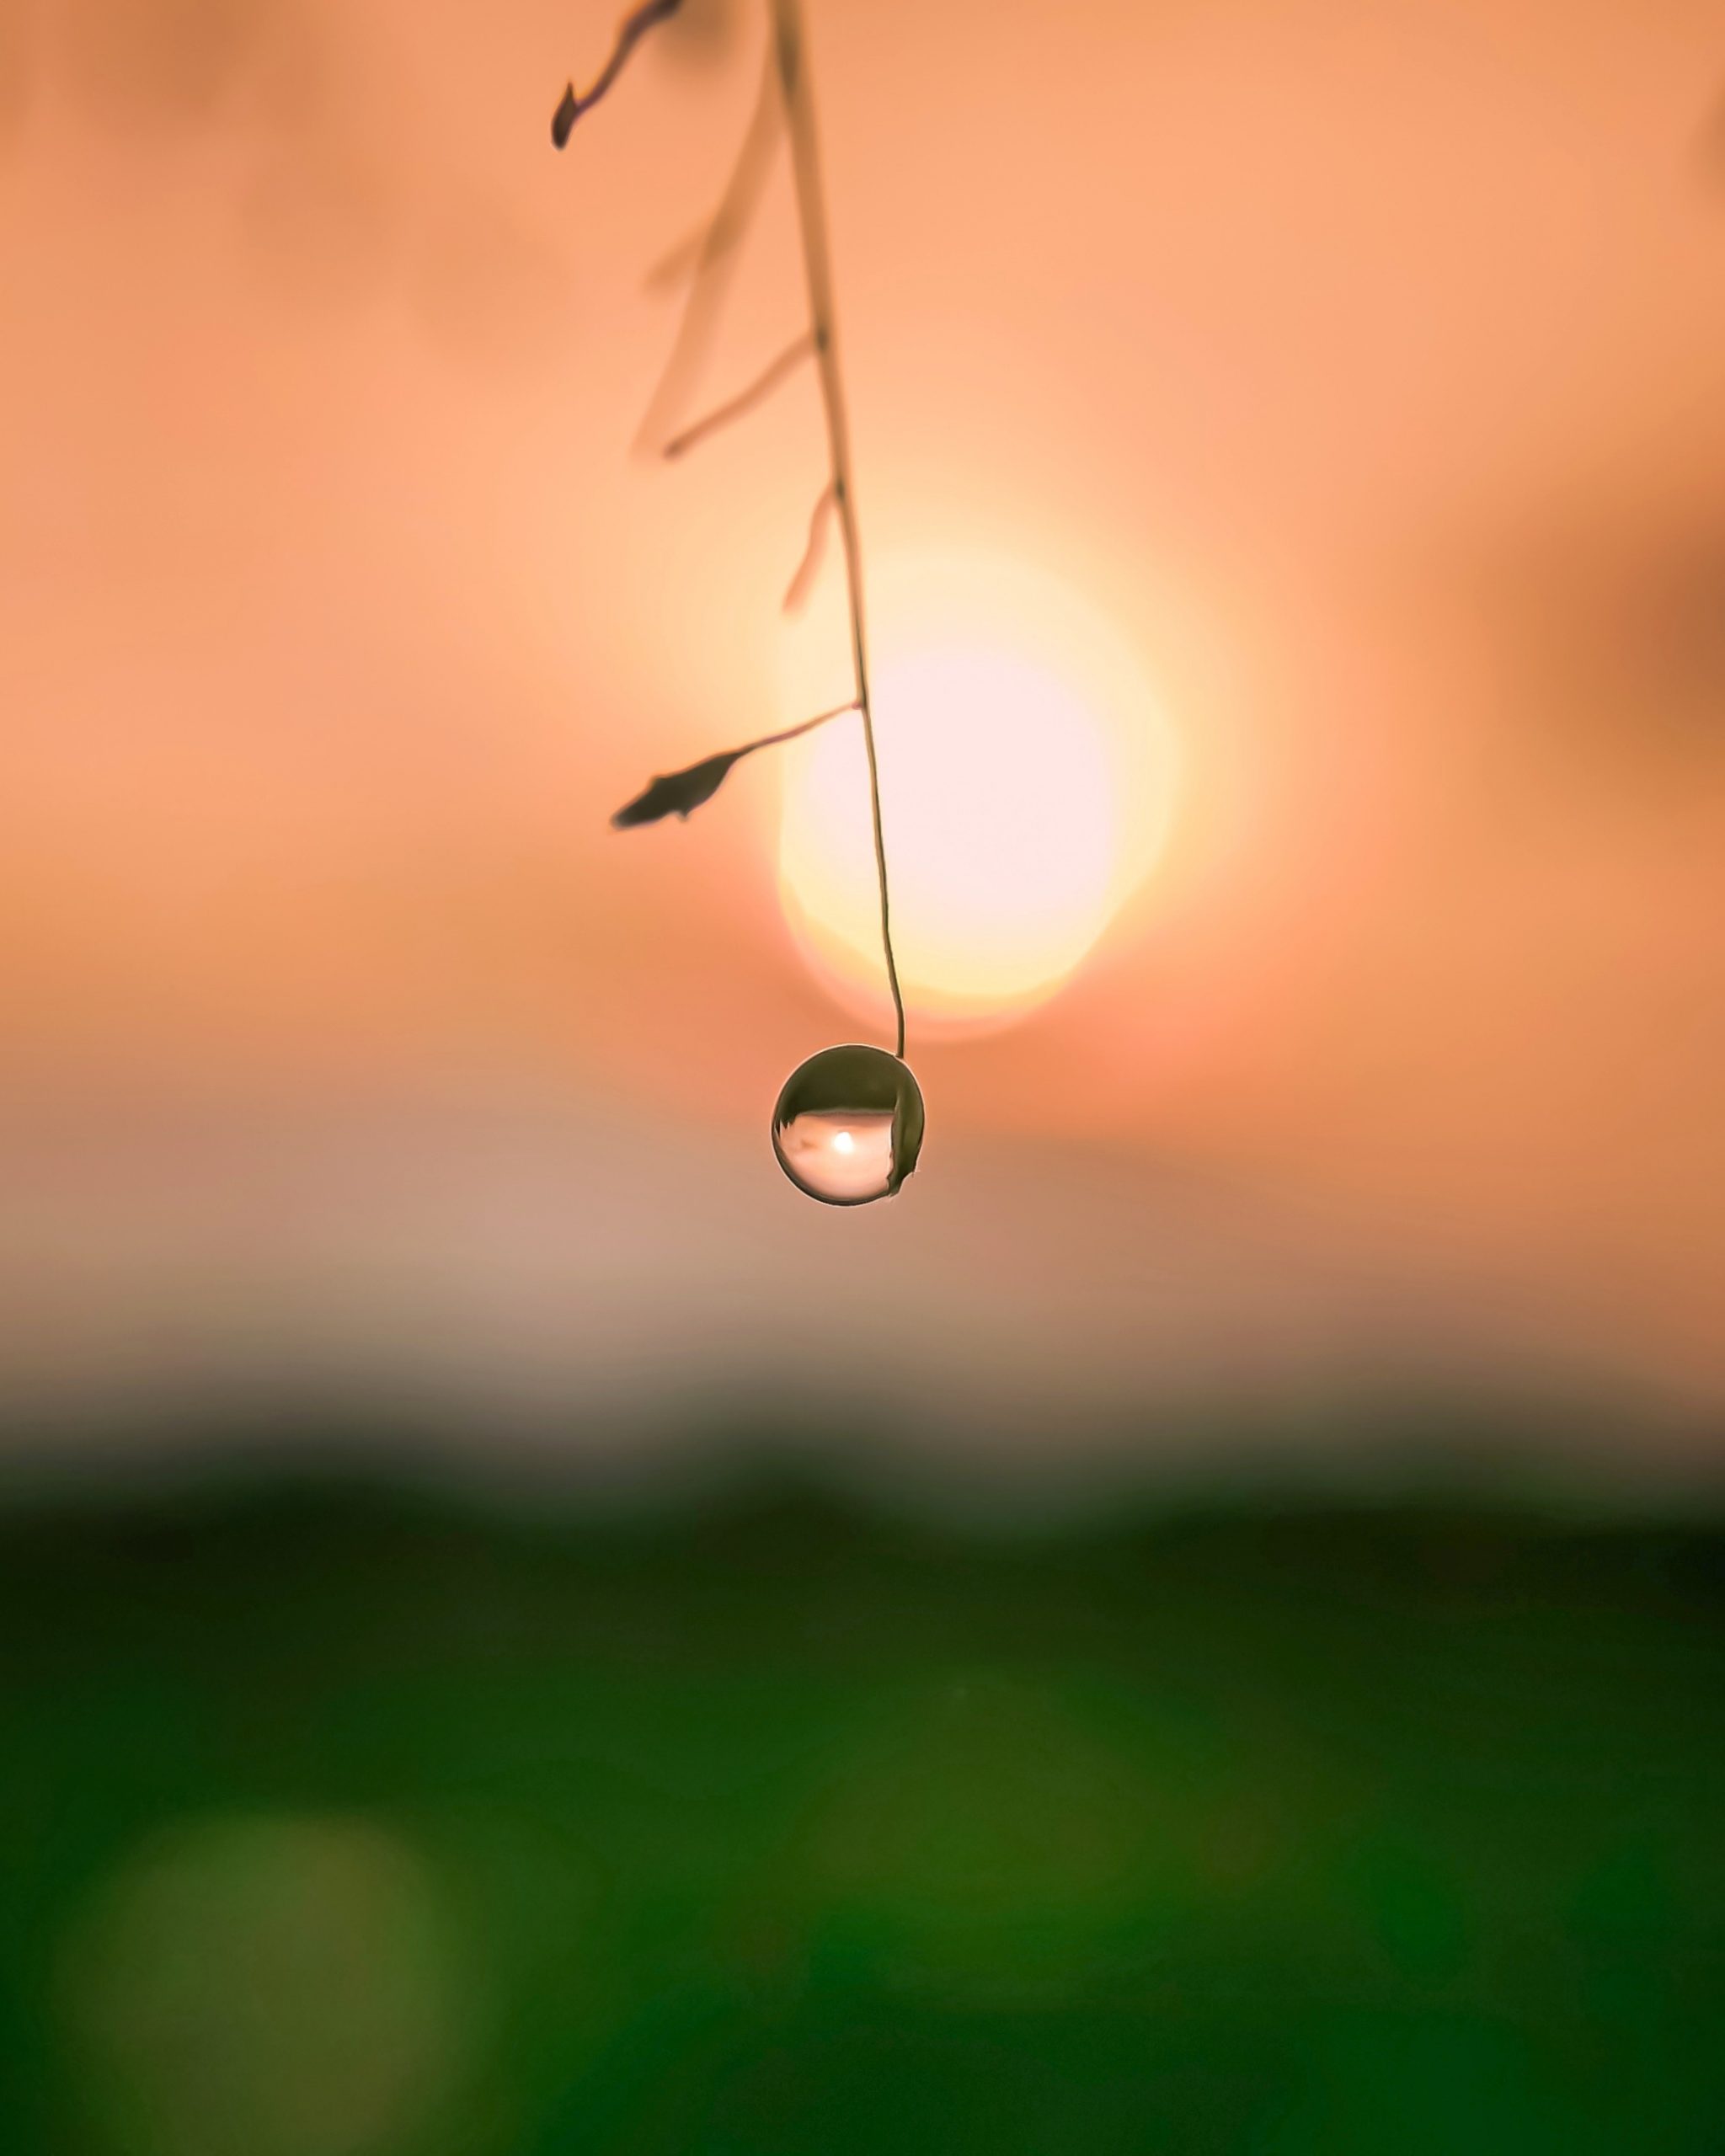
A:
[{"xmin": 777, "ymin": 558, "xmax": 1175, "ymax": 1025}]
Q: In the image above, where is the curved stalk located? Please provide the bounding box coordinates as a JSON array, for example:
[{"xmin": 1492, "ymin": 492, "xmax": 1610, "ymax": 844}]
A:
[{"xmin": 769, "ymin": 0, "xmax": 905, "ymax": 1059}]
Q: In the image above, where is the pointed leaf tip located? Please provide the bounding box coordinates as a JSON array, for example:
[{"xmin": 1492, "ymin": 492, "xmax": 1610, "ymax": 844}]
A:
[
  {"xmin": 610, "ymin": 749, "xmax": 745, "ymax": 829},
  {"xmin": 552, "ymin": 83, "xmax": 579, "ymax": 148}
]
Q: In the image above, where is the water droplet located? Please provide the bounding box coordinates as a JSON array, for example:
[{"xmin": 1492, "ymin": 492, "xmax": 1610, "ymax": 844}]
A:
[{"xmin": 772, "ymin": 1044, "xmax": 925, "ymax": 1206}]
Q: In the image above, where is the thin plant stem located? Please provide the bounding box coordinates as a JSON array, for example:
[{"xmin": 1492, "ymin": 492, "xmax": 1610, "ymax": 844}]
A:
[
  {"xmin": 725, "ymin": 698, "xmax": 857, "ymax": 760},
  {"xmin": 662, "ymin": 331, "xmax": 815, "ymax": 460},
  {"xmin": 768, "ymin": 0, "xmax": 905, "ymax": 1060}
]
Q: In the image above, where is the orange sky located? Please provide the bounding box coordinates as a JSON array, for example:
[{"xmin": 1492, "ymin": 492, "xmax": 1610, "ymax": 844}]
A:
[{"xmin": 2, "ymin": 0, "xmax": 1722, "ymax": 1464}]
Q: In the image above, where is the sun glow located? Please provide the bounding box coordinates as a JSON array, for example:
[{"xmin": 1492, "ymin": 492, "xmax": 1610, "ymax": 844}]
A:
[{"xmin": 777, "ymin": 556, "xmax": 1177, "ymax": 1026}]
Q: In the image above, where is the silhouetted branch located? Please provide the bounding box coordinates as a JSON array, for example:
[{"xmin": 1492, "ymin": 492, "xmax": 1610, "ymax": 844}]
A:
[
  {"xmin": 662, "ymin": 331, "xmax": 814, "ymax": 460},
  {"xmin": 611, "ymin": 701, "xmax": 857, "ymax": 828},
  {"xmin": 771, "ymin": 0, "xmax": 904, "ymax": 1056},
  {"xmin": 634, "ymin": 40, "xmax": 785, "ymax": 449},
  {"xmin": 555, "ymin": 0, "xmax": 905, "ymax": 1059},
  {"xmin": 552, "ymin": 0, "xmax": 684, "ymax": 148},
  {"xmin": 782, "ymin": 483, "xmax": 836, "ymax": 612}
]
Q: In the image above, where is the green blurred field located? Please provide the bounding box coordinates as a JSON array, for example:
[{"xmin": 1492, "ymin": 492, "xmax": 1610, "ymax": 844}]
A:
[{"xmin": 2, "ymin": 1474, "xmax": 1722, "ymax": 2153}]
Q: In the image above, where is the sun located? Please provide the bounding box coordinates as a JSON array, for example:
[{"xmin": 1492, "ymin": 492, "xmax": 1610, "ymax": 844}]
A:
[
  {"xmin": 779, "ymin": 647, "xmax": 1118, "ymax": 1017},
  {"xmin": 777, "ymin": 555, "xmax": 1177, "ymax": 1026}
]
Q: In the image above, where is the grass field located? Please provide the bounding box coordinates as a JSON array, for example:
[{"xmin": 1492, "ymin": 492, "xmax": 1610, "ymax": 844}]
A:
[{"xmin": 2, "ymin": 1469, "xmax": 1722, "ymax": 2153}]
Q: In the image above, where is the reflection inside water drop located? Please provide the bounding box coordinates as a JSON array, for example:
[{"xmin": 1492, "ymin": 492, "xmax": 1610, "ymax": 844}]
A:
[
  {"xmin": 777, "ymin": 1108, "xmax": 896, "ymax": 1203},
  {"xmin": 772, "ymin": 1045, "xmax": 925, "ymax": 1207}
]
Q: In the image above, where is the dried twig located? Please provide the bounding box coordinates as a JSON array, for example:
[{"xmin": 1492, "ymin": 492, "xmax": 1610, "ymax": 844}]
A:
[
  {"xmin": 634, "ymin": 40, "xmax": 784, "ymax": 450},
  {"xmin": 769, "ymin": 0, "xmax": 903, "ymax": 1054},
  {"xmin": 661, "ymin": 331, "xmax": 814, "ymax": 461},
  {"xmin": 557, "ymin": 0, "xmax": 905, "ymax": 1059}
]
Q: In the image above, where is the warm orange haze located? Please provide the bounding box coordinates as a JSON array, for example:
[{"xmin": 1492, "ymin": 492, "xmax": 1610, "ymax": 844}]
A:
[{"xmin": 1, "ymin": 0, "xmax": 1722, "ymax": 1469}]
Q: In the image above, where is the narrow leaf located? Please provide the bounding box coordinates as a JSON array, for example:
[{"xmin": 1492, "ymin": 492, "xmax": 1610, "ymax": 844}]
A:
[
  {"xmin": 551, "ymin": 83, "xmax": 579, "ymax": 148},
  {"xmin": 611, "ymin": 749, "xmax": 745, "ymax": 829}
]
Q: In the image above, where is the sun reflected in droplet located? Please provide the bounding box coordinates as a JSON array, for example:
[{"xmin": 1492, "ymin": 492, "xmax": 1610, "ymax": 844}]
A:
[{"xmin": 778, "ymin": 1108, "xmax": 893, "ymax": 1201}]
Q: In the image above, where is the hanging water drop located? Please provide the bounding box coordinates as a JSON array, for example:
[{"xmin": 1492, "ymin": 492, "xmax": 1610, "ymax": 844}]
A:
[{"xmin": 772, "ymin": 1043, "xmax": 925, "ymax": 1205}]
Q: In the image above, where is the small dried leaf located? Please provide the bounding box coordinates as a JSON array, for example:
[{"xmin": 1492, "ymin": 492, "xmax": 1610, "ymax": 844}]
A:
[
  {"xmin": 611, "ymin": 748, "xmax": 745, "ymax": 828},
  {"xmin": 550, "ymin": 2, "xmax": 684, "ymax": 152}
]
